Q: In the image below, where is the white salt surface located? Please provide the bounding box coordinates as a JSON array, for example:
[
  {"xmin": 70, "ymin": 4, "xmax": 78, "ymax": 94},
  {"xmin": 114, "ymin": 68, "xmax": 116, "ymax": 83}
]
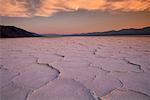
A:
[{"xmin": 0, "ymin": 36, "xmax": 150, "ymax": 100}]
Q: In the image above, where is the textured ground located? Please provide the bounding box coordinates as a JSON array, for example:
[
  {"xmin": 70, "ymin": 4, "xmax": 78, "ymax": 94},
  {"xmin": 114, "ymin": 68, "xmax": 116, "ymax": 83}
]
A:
[{"xmin": 0, "ymin": 36, "xmax": 150, "ymax": 100}]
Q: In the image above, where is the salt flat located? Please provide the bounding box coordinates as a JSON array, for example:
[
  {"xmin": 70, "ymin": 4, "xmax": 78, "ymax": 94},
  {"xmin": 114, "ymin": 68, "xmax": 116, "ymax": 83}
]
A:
[{"xmin": 0, "ymin": 36, "xmax": 150, "ymax": 100}]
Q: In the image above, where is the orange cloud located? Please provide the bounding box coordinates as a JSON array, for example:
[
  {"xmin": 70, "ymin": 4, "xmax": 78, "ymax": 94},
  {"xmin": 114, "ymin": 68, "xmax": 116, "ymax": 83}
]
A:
[
  {"xmin": 0, "ymin": 0, "xmax": 28, "ymax": 17},
  {"xmin": 108, "ymin": 0, "xmax": 150, "ymax": 12},
  {"xmin": 35, "ymin": 0, "xmax": 107, "ymax": 16},
  {"xmin": 0, "ymin": 0, "xmax": 150, "ymax": 17}
]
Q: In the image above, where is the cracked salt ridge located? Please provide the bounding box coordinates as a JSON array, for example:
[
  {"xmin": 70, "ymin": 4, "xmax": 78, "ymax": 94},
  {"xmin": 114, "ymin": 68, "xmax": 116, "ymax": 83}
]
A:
[
  {"xmin": 0, "ymin": 82, "xmax": 29, "ymax": 100},
  {"xmin": 27, "ymin": 79, "xmax": 96, "ymax": 100},
  {"xmin": 0, "ymin": 66, "xmax": 20, "ymax": 89},
  {"xmin": 123, "ymin": 57, "xmax": 150, "ymax": 73},
  {"xmin": 33, "ymin": 59, "xmax": 100, "ymax": 100},
  {"xmin": 49, "ymin": 60, "xmax": 123, "ymax": 98},
  {"xmin": 36, "ymin": 57, "xmax": 61, "ymax": 74},
  {"xmin": 85, "ymin": 73, "xmax": 123, "ymax": 98},
  {"xmin": 12, "ymin": 62, "xmax": 60, "ymax": 91},
  {"xmin": 92, "ymin": 47, "xmax": 102, "ymax": 55},
  {"xmin": 89, "ymin": 57, "xmax": 143, "ymax": 73},
  {"xmin": 3, "ymin": 60, "xmax": 60, "ymax": 100},
  {"xmin": 110, "ymin": 72, "xmax": 150, "ymax": 97},
  {"xmin": 1, "ymin": 57, "xmax": 36, "ymax": 74},
  {"xmin": 101, "ymin": 89, "xmax": 150, "ymax": 100},
  {"xmin": 24, "ymin": 59, "xmax": 61, "ymax": 99},
  {"xmin": 37, "ymin": 56, "xmax": 124, "ymax": 99},
  {"xmin": 33, "ymin": 50, "xmax": 147, "ymax": 96},
  {"xmin": 123, "ymin": 58, "xmax": 144, "ymax": 72},
  {"xmin": 9, "ymin": 65, "xmax": 59, "ymax": 100}
]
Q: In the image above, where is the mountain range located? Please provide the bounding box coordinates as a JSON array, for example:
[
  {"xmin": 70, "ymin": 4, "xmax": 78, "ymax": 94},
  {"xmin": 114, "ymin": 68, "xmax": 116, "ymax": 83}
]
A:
[
  {"xmin": 0, "ymin": 25, "xmax": 150, "ymax": 38},
  {"xmin": 43, "ymin": 27, "xmax": 150, "ymax": 37},
  {"xmin": 81, "ymin": 27, "xmax": 150, "ymax": 36}
]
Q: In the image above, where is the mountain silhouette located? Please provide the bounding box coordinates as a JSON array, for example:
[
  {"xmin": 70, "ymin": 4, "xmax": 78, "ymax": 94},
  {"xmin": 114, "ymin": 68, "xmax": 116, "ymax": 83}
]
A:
[
  {"xmin": 42, "ymin": 26, "xmax": 150, "ymax": 37},
  {"xmin": 1, "ymin": 25, "xmax": 150, "ymax": 38},
  {"xmin": 0, "ymin": 25, "xmax": 41, "ymax": 38},
  {"xmin": 80, "ymin": 27, "xmax": 150, "ymax": 36}
]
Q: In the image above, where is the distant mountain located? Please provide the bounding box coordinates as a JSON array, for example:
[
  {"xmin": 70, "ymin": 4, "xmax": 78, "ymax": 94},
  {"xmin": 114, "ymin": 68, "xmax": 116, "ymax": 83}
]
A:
[
  {"xmin": 42, "ymin": 26, "xmax": 150, "ymax": 37},
  {"xmin": 1, "ymin": 25, "xmax": 150, "ymax": 38},
  {"xmin": 80, "ymin": 27, "xmax": 150, "ymax": 36},
  {"xmin": 0, "ymin": 25, "xmax": 42, "ymax": 38}
]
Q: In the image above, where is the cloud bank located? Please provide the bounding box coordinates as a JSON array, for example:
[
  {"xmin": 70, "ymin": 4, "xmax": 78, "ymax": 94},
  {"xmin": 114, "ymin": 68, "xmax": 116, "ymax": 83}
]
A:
[{"xmin": 0, "ymin": 0, "xmax": 150, "ymax": 17}]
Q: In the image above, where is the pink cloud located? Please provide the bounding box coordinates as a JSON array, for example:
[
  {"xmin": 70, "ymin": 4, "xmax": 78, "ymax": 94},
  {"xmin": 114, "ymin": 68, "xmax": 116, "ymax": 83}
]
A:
[{"xmin": 0, "ymin": 0, "xmax": 28, "ymax": 17}]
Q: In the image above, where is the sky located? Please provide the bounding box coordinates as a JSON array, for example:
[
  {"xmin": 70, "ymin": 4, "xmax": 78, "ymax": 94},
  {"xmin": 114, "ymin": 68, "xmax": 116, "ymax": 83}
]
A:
[{"xmin": 0, "ymin": 0, "xmax": 150, "ymax": 34}]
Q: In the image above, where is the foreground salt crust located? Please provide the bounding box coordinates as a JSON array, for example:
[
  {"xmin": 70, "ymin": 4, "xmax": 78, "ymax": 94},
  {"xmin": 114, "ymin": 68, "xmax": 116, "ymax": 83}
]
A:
[{"xmin": 0, "ymin": 36, "xmax": 150, "ymax": 100}]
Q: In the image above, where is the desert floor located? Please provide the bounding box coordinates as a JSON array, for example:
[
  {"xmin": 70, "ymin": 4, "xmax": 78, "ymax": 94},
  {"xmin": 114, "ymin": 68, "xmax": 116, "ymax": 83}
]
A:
[{"xmin": 0, "ymin": 36, "xmax": 150, "ymax": 100}]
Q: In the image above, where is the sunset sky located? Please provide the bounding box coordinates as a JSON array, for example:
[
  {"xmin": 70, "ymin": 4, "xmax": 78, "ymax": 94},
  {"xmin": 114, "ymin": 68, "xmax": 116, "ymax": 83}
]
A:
[{"xmin": 0, "ymin": 0, "xmax": 150, "ymax": 34}]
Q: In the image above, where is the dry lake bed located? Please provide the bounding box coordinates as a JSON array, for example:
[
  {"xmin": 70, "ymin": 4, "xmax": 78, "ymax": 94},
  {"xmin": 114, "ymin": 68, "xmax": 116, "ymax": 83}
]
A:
[{"xmin": 0, "ymin": 36, "xmax": 150, "ymax": 100}]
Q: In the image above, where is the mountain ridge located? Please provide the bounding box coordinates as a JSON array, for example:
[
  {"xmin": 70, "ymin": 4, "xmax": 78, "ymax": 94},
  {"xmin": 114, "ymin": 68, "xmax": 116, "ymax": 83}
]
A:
[
  {"xmin": 79, "ymin": 26, "xmax": 150, "ymax": 36},
  {"xmin": 0, "ymin": 25, "xmax": 41, "ymax": 38},
  {"xmin": 0, "ymin": 25, "xmax": 150, "ymax": 38},
  {"xmin": 43, "ymin": 26, "xmax": 150, "ymax": 37}
]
